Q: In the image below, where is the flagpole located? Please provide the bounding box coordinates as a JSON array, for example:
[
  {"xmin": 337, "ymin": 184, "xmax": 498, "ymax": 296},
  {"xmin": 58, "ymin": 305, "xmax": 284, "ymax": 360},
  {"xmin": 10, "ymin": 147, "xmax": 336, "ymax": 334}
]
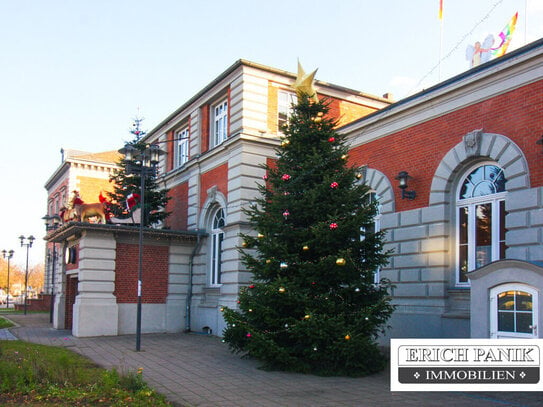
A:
[{"xmin": 438, "ymin": 0, "xmax": 444, "ymax": 82}]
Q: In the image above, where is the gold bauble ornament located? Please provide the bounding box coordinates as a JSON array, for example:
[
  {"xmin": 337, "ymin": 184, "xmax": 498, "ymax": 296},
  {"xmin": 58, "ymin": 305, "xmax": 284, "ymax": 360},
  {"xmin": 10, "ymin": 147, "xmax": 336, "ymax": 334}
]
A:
[
  {"xmin": 336, "ymin": 258, "xmax": 346, "ymax": 266},
  {"xmin": 281, "ymin": 139, "xmax": 290, "ymax": 147},
  {"xmin": 257, "ymin": 233, "xmax": 265, "ymax": 239},
  {"xmin": 314, "ymin": 116, "xmax": 322, "ymax": 123},
  {"xmin": 302, "ymin": 245, "xmax": 309, "ymax": 251},
  {"xmin": 241, "ymin": 241, "xmax": 247, "ymax": 247},
  {"xmin": 341, "ymin": 154, "xmax": 348, "ymax": 160},
  {"xmin": 266, "ymin": 259, "xmax": 272, "ymax": 264},
  {"xmin": 278, "ymin": 287, "xmax": 286, "ymax": 293},
  {"xmin": 304, "ymin": 314, "xmax": 311, "ymax": 320},
  {"xmin": 345, "ymin": 334, "xmax": 351, "ymax": 340}
]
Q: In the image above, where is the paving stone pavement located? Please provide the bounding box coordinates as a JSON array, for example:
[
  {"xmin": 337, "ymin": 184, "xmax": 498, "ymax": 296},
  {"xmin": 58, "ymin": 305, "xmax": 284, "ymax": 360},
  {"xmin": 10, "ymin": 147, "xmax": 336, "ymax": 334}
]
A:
[{"xmin": 1, "ymin": 312, "xmax": 542, "ymax": 407}]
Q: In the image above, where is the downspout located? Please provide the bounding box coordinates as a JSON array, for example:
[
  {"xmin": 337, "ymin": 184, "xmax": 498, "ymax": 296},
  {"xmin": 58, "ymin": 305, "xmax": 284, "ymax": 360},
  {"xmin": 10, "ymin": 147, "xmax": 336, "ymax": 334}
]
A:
[
  {"xmin": 185, "ymin": 153, "xmax": 203, "ymax": 333},
  {"xmin": 185, "ymin": 231, "xmax": 203, "ymax": 332}
]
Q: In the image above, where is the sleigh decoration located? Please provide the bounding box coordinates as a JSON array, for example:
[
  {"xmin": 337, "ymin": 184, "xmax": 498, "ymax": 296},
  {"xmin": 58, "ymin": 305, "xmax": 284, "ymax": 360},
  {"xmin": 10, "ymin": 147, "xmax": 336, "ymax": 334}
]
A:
[{"xmin": 59, "ymin": 190, "xmax": 140, "ymax": 225}]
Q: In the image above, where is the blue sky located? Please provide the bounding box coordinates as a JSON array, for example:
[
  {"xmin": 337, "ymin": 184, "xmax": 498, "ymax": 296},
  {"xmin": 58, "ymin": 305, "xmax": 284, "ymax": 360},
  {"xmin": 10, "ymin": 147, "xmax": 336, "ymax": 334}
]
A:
[{"xmin": 1, "ymin": 0, "xmax": 542, "ymax": 266}]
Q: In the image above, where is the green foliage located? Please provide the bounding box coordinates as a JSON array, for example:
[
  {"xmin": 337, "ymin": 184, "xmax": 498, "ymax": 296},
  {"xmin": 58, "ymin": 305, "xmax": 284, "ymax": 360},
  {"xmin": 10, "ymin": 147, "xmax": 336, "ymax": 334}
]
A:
[
  {"xmin": 222, "ymin": 94, "xmax": 394, "ymax": 376},
  {"xmin": 0, "ymin": 341, "xmax": 170, "ymax": 406},
  {"xmin": 0, "ymin": 316, "xmax": 14, "ymax": 329},
  {"xmin": 107, "ymin": 119, "xmax": 171, "ymax": 226}
]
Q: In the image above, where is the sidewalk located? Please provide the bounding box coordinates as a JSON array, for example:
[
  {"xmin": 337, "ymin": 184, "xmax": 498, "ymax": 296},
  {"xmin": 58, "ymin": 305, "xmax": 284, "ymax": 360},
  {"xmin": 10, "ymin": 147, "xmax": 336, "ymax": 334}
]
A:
[{"xmin": 2, "ymin": 313, "xmax": 542, "ymax": 407}]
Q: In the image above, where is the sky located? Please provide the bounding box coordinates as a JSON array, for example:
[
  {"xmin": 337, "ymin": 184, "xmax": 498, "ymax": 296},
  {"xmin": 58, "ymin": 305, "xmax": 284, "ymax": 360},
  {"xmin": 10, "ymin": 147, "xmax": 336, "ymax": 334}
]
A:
[{"xmin": 1, "ymin": 0, "xmax": 542, "ymax": 267}]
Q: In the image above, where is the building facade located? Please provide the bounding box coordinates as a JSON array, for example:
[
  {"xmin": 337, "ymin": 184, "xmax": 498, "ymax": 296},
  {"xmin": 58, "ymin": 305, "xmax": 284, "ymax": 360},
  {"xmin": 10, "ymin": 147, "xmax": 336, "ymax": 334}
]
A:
[
  {"xmin": 340, "ymin": 38, "xmax": 543, "ymax": 340},
  {"xmin": 45, "ymin": 41, "xmax": 543, "ymax": 340},
  {"xmin": 45, "ymin": 60, "xmax": 390, "ymax": 336},
  {"xmin": 43, "ymin": 149, "xmax": 119, "ymax": 323}
]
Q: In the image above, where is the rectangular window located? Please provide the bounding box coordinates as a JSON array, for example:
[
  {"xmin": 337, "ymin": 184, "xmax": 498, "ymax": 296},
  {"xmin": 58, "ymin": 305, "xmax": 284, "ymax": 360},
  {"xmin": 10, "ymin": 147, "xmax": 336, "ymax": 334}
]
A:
[
  {"xmin": 458, "ymin": 207, "xmax": 469, "ymax": 283},
  {"xmin": 211, "ymin": 232, "xmax": 223, "ymax": 285},
  {"xmin": 212, "ymin": 99, "xmax": 228, "ymax": 147},
  {"xmin": 475, "ymin": 203, "xmax": 492, "ymax": 268},
  {"xmin": 175, "ymin": 128, "xmax": 189, "ymax": 168},
  {"xmin": 456, "ymin": 198, "xmax": 505, "ymax": 285},
  {"xmin": 361, "ymin": 192, "xmax": 381, "ymax": 284},
  {"xmin": 278, "ymin": 90, "xmax": 297, "ymax": 133}
]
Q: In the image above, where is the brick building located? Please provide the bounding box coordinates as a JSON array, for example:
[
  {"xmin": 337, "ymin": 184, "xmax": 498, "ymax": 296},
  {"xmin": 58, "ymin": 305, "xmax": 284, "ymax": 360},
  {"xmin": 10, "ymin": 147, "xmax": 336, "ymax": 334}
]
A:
[
  {"xmin": 341, "ymin": 38, "xmax": 543, "ymax": 340},
  {"xmin": 45, "ymin": 40, "xmax": 543, "ymax": 339},
  {"xmin": 45, "ymin": 60, "xmax": 390, "ymax": 336}
]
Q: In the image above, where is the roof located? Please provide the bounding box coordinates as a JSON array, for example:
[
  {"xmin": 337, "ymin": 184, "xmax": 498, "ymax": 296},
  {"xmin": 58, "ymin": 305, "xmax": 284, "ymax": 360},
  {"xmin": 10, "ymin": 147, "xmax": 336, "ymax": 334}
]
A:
[
  {"xmin": 145, "ymin": 59, "xmax": 391, "ymax": 139},
  {"xmin": 63, "ymin": 149, "xmax": 121, "ymax": 165},
  {"xmin": 44, "ymin": 222, "xmax": 205, "ymax": 243}
]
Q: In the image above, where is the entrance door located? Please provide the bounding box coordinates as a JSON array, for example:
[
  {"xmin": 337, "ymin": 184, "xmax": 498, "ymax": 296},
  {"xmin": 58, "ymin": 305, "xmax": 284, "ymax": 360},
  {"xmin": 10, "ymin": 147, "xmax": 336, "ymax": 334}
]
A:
[{"xmin": 490, "ymin": 283, "xmax": 538, "ymax": 338}]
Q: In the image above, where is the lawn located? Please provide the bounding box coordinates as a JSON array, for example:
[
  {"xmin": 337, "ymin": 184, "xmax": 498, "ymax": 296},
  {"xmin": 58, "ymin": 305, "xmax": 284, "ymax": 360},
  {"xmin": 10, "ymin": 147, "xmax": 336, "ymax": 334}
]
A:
[
  {"xmin": 0, "ymin": 316, "xmax": 15, "ymax": 329},
  {"xmin": 0, "ymin": 340, "xmax": 172, "ymax": 406}
]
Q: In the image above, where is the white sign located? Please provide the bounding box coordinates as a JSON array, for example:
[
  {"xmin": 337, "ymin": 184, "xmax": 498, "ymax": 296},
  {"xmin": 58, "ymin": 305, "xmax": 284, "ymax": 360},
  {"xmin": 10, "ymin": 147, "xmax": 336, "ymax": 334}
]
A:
[{"xmin": 391, "ymin": 339, "xmax": 543, "ymax": 391}]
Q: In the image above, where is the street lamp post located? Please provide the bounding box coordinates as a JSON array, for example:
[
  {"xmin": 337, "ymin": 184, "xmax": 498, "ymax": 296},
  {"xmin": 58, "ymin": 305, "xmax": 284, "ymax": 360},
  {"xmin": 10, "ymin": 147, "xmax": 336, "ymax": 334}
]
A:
[
  {"xmin": 43, "ymin": 215, "xmax": 61, "ymax": 323},
  {"xmin": 19, "ymin": 235, "xmax": 35, "ymax": 315},
  {"xmin": 118, "ymin": 143, "xmax": 162, "ymax": 351},
  {"xmin": 2, "ymin": 249, "xmax": 14, "ymax": 308}
]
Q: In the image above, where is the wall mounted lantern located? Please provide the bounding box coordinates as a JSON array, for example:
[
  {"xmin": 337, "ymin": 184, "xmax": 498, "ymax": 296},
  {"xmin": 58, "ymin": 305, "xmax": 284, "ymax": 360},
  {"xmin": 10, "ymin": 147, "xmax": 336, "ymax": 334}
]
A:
[{"xmin": 395, "ymin": 171, "xmax": 416, "ymax": 200}]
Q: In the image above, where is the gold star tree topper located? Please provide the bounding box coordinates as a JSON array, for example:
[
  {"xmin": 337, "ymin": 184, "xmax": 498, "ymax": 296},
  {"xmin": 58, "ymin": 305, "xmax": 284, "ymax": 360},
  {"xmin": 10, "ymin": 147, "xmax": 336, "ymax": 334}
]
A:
[{"xmin": 292, "ymin": 61, "xmax": 319, "ymax": 103}]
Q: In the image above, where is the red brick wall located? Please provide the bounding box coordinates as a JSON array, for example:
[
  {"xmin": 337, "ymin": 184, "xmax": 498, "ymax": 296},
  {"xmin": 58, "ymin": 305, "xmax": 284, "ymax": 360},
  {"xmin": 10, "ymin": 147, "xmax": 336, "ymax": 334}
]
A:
[
  {"xmin": 166, "ymin": 129, "xmax": 175, "ymax": 172},
  {"xmin": 200, "ymin": 163, "xmax": 229, "ymax": 204},
  {"xmin": 114, "ymin": 243, "xmax": 169, "ymax": 303},
  {"xmin": 201, "ymin": 105, "xmax": 210, "ymax": 153},
  {"xmin": 166, "ymin": 182, "xmax": 189, "ymax": 230},
  {"xmin": 349, "ymin": 80, "xmax": 543, "ymax": 212}
]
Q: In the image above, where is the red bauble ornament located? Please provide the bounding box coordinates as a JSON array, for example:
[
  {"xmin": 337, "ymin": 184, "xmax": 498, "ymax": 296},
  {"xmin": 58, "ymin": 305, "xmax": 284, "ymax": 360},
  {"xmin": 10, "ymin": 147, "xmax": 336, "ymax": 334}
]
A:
[
  {"xmin": 329, "ymin": 222, "xmax": 338, "ymax": 230},
  {"xmin": 283, "ymin": 210, "xmax": 290, "ymax": 218},
  {"xmin": 282, "ymin": 174, "xmax": 291, "ymax": 181},
  {"xmin": 263, "ymin": 174, "xmax": 268, "ymax": 180},
  {"xmin": 330, "ymin": 181, "xmax": 339, "ymax": 188},
  {"xmin": 249, "ymin": 284, "xmax": 255, "ymax": 289},
  {"xmin": 328, "ymin": 137, "xmax": 335, "ymax": 143},
  {"xmin": 246, "ymin": 333, "xmax": 252, "ymax": 337}
]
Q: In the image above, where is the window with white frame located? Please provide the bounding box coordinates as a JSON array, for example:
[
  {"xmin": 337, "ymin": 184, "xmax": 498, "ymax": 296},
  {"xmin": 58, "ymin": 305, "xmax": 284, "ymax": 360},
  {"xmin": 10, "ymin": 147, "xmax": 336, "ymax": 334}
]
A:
[
  {"xmin": 278, "ymin": 90, "xmax": 297, "ymax": 132},
  {"xmin": 210, "ymin": 207, "xmax": 225, "ymax": 286},
  {"xmin": 212, "ymin": 99, "xmax": 228, "ymax": 147},
  {"xmin": 175, "ymin": 127, "xmax": 189, "ymax": 168},
  {"xmin": 361, "ymin": 191, "xmax": 382, "ymax": 284},
  {"xmin": 456, "ymin": 164, "xmax": 506, "ymax": 285}
]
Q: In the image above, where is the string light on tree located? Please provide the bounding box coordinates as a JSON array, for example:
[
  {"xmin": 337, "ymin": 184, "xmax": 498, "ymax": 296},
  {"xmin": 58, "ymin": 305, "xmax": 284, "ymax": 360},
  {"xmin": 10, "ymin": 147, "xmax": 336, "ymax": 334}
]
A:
[{"xmin": 221, "ymin": 61, "xmax": 393, "ymax": 377}]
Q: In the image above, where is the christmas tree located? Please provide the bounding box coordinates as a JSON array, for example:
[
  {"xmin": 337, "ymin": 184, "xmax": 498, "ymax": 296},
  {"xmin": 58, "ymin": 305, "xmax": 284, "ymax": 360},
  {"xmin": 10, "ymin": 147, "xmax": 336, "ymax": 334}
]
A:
[
  {"xmin": 222, "ymin": 67, "xmax": 393, "ymax": 376},
  {"xmin": 108, "ymin": 117, "xmax": 170, "ymax": 226}
]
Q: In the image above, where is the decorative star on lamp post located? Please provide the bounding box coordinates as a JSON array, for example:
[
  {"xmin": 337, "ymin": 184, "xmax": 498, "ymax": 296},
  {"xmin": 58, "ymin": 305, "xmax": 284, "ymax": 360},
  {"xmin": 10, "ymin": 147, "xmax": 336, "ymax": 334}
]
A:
[{"xmin": 118, "ymin": 142, "xmax": 164, "ymax": 352}]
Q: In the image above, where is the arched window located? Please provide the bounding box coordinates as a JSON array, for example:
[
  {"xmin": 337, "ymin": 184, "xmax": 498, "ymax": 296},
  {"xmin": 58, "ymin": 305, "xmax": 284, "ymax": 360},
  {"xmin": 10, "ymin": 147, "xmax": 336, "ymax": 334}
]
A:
[
  {"xmin": 456, "ymin": 164, "xmax": 506, "ymax": 285},
  {"xmin": 490, "ymin": 283, "xmax": 538, "ymax": 338},
  {"xmin": 210, "ymin": 207, "xmax": 225, "ymax": 286}
]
